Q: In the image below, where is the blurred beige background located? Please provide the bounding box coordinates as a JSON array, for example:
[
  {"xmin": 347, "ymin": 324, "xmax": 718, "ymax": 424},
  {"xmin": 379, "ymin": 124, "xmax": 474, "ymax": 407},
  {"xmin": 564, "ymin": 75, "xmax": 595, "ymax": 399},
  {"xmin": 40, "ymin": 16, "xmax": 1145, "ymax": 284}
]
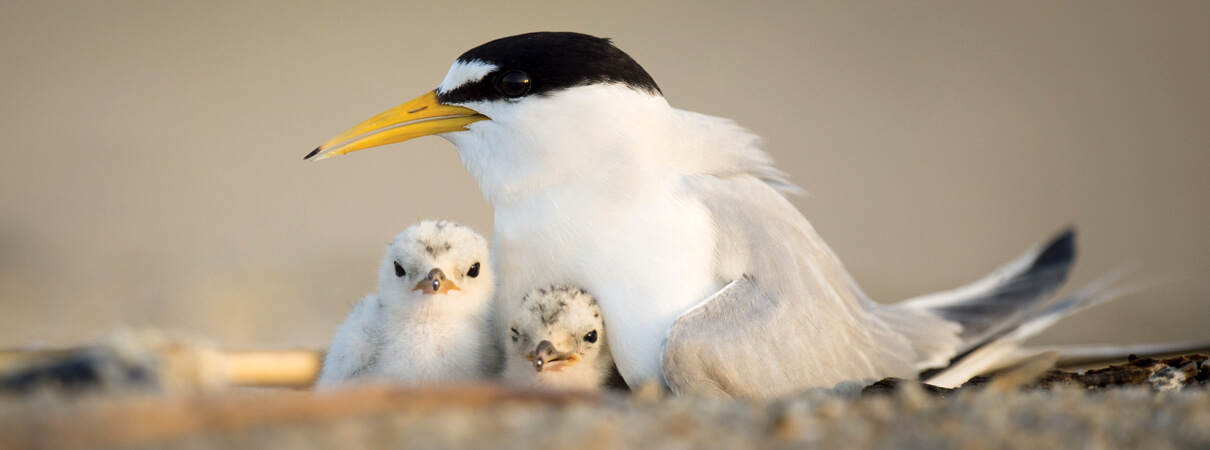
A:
[{"xmin": 1, "ymin": 1, "xmax": 1206, "ymax": 350}]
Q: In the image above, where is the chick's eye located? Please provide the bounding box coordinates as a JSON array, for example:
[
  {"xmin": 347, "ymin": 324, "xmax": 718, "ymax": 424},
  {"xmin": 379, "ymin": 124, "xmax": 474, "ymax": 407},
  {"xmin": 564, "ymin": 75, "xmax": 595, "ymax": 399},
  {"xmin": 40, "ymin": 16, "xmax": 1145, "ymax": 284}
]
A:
[
  {"xmin": 583, "ymin": 330, "xmax": 598, "ymax": 343},
  {"xmin": 497, "ymin": 71, "xmax": 531, "ymax": 98},
  {"xmin": 394, "ymin": 261, "xmax": 405, "ymax": 278},
  {"xmin": 467, "ymin": 262, "xmax": 480, "ymax": 278},
  {"xmin": 510, "ymin": 327, "xmax": 519, "ymax": 342}
]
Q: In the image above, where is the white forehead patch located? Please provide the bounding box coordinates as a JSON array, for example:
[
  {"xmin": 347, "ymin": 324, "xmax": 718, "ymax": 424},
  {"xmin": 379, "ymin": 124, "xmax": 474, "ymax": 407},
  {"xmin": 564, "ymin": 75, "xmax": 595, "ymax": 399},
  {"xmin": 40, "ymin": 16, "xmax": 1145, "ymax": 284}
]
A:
[{"xmin": 436, "ymin": 59, "xmax": 498, "ymax": 94}]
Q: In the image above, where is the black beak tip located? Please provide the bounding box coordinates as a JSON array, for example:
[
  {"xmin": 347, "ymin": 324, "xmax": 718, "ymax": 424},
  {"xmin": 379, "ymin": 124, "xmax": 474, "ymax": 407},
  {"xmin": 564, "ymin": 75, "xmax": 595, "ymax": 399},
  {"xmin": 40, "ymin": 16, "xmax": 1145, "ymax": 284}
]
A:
[{"xmin": 304, "ymin": 147, "xmax": 321, "ymax": 160}]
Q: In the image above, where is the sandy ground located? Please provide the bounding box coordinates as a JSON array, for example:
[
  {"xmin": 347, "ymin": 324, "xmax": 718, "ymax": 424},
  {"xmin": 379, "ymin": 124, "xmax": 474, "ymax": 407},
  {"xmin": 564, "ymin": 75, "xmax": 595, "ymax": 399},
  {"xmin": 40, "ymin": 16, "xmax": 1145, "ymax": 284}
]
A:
[
  {"xmin": 1, "ymin": 333, "xmax": 1207, "ymax": 449},
  {"xmin": 2, "ymin": 382, "xmax": 1208, "ymax": 449}
]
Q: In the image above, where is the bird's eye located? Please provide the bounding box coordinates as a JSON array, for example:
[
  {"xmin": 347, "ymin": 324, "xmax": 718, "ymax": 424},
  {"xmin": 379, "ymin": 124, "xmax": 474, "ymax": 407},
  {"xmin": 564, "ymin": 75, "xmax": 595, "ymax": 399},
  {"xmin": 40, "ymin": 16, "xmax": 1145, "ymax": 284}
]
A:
[
  {"xmin": 394, "ymin": 261, "xmax": 405, "ymax": 278},
  {"xmin": 467, "ymin": 262, "xmax": 480, "ymax": 278},
  {"xmin": 583, "ymin": 330, "xmax": 598, "ymax": 343},
  {"xmin": 510, "ymin": 327, "xmax": 520, "ymax": 342},
  {"xmin": 496, "ymin": 71, "xmax": 531, "ymax": 98}
]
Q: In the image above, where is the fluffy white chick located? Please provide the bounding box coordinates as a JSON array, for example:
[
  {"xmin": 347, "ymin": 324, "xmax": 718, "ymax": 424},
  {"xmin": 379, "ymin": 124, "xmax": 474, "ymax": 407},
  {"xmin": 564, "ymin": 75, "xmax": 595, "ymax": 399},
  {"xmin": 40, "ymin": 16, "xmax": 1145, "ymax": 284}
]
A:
[
  {"xmin": 317, "ymin": 221, "xmax": 494, "ymax": 388},
  {"xmin": 503, "ymin": 285, "xmax": 618, "ymax": 390}
]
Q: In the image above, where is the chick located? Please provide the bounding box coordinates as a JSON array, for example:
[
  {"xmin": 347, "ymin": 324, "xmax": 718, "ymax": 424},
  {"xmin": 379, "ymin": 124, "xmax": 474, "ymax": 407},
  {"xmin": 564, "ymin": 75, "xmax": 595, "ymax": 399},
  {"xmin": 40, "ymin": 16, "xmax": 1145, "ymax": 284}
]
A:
[
  {"xmin": 317, "ymin": 221, "xmax": 494, "ymax": 388},
  {"xmin": 503, "ymin": 285, "xmax": 619, "ymax": 390}
]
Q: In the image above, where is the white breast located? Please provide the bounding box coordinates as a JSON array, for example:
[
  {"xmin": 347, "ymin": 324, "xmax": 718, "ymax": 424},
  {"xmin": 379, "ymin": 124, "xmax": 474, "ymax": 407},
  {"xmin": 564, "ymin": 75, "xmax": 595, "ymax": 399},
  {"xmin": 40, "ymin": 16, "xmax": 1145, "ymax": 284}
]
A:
[
  {"xmin": 375, "ymin": 303, "xmax": 491, "ymax": 382},
  {"xmin": 491, "ymin": 175, "xmax": 722, "ymax": 386}
]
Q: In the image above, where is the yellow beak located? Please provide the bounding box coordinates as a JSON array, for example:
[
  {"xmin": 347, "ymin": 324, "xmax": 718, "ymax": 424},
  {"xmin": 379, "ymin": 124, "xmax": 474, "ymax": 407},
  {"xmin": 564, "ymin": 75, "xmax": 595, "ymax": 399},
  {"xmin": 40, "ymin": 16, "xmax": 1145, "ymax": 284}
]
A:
[{"xmin": 305, "ymin": 90, "xmax": 488, "ymax": 161}]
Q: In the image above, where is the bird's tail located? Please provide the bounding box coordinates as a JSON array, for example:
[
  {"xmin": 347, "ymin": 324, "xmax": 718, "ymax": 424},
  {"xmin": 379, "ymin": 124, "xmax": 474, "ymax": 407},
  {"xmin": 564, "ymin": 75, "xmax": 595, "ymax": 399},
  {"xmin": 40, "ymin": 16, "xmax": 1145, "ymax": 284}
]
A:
[
  {"xmin": 875, "ymin": 228, "xmax": 1077, "ymax": 373},
  {"xmin": 920, "ymin": 269, "xmax": 1168, "ymax": 387}
]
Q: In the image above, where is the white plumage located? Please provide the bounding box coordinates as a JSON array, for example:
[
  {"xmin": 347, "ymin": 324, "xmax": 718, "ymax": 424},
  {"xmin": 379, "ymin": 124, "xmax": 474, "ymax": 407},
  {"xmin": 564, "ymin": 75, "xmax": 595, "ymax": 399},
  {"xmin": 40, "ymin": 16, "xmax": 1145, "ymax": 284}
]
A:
[
  {"xmin": 447, "ymin": 84, "xmax": 725, "ymax": 388},
  {"xmin": 316, "ymin": 221, "xmax": 495, "ymax": 388},
  {"xmin": 502, "ymin": 285, "xmax": 615, "ymax": 390}
]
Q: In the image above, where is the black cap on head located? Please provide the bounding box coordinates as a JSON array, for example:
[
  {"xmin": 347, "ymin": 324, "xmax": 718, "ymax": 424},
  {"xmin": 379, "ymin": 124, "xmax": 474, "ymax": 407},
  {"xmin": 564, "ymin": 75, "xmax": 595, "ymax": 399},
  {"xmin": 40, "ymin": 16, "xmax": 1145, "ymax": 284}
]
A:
[{"xmin": 437, "ymin": 32, "xmax": 662, "ymax": 105}]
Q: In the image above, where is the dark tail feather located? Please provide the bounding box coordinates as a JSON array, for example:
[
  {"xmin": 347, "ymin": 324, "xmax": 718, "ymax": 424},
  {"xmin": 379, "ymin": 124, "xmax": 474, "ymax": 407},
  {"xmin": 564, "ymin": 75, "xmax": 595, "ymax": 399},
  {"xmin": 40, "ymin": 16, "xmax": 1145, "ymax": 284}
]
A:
[
  {"xmin": 922, "ymin": 267, "xmax": 1146, "ymax": 386},
  {"xmin": 907, "ymin": 228, "xmax": 1076, "ymax": 358}
]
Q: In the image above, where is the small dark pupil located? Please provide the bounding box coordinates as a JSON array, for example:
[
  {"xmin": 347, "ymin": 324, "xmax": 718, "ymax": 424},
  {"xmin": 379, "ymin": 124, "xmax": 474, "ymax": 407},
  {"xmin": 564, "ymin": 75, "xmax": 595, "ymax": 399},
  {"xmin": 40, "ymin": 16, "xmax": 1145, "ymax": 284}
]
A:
[
  {"xmin": 467, "ymin": 262, "xmax": 480, "ymax": 278},
  {"xmin": 498, "ymin": 71, "xmax": 530, "ymax": 97},
  {"xmin": 394, "ymin": 261, "xmax": 405, "ymax": 277},
  {"xmin": 584, "ymin": 330, "xmax": 597, "ymax": 343}
]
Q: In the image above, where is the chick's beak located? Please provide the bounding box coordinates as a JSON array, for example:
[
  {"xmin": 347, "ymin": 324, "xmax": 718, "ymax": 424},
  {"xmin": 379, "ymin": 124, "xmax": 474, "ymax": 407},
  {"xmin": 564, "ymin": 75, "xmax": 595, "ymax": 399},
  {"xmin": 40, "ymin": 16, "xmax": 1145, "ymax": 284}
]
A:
[
  {"xmin": 413, "ymin": 268, "xmax": 459, "ymax": 295},
  {"xmin": 527, "ymin": 340, "xmax": 581, "ymax": 372},
  {"xmin": 306, "ymin": 90, "xmax": 489, "ymax": 161}
]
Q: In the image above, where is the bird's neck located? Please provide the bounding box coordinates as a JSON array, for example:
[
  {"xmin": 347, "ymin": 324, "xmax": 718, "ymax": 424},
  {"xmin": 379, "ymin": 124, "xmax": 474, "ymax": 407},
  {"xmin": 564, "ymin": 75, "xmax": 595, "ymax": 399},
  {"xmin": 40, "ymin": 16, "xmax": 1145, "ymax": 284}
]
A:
[{"xmin": 448, "ymin": 85, "xmax": 679, "ymax": 207}]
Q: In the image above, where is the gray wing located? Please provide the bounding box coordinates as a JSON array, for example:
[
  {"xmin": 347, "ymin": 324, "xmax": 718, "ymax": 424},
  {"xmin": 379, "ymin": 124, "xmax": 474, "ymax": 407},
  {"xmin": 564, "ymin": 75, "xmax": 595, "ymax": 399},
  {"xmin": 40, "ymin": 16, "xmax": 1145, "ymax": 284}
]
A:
[
  {"xmin": 659, "ymin": 137, "xmax": 1084, "ymax": 397},
  {"xmin": 662, "ymin": 276, "xmax": 886, "ymax": 397},
  {"xmin": 662, "ymin": 176, "xmax": 946, "ymax": 398}
]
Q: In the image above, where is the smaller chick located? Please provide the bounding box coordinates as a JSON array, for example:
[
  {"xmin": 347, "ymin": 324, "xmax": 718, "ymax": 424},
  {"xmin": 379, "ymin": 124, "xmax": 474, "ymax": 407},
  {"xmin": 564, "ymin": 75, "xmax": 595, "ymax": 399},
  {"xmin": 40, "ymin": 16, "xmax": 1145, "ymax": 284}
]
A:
[
  {"xmin": 317, "ymin": 221, "xmax": 494, "ymax": 388},
  {"xmin": 503, "ymin": 285, "xmax": 619, "ymax": 390}
]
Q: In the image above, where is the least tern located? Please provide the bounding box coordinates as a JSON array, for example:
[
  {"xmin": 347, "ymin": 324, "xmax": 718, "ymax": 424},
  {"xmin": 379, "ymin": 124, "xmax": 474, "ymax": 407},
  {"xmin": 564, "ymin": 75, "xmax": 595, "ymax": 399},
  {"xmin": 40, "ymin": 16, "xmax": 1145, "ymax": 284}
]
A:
[
  {"xmin": 503, "ymin": 285, "xmax": 617, "ymax": 390},
  {"xmin": 309, "ymin": 32, "xmax": 1081, "ymax": 397},
  {"xmin": 317, "ymin": 221, "xmax": 495, "ymax": 387}
]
